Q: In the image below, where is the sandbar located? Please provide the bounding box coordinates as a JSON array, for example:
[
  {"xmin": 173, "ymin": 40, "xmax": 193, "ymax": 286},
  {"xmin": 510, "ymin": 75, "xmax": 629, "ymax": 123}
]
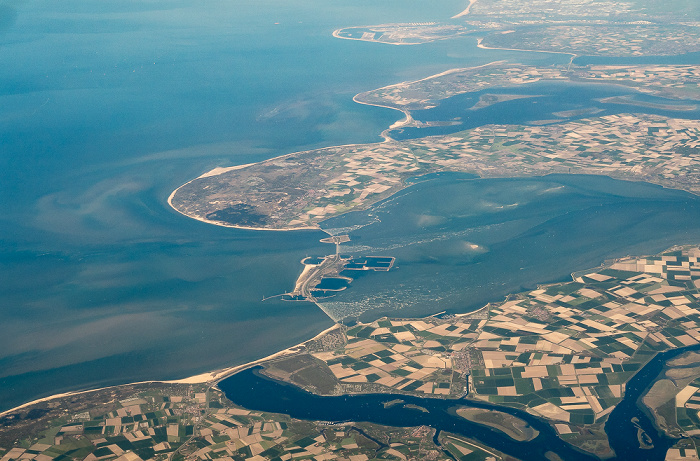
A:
[{"xmin": 452, "ymin": 0, "xmax": 478, "ymax": 19}]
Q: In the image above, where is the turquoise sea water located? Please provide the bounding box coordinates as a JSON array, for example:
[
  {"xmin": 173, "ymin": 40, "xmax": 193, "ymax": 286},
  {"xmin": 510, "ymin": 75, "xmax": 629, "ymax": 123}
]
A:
[
  {"xmin": 0, "ymin": 0, "xmax": 697, "ymax": 413},
  {"xmin": 391, "ymin": 81, "xmax": 700, "ymax": 140},
  {"xmin": 320, "ymin": 174, "xmax": 700, "ymax": 321},
  {"xmin": 0, "ymin": 0, "xmax": 503, "ymax": 411}
]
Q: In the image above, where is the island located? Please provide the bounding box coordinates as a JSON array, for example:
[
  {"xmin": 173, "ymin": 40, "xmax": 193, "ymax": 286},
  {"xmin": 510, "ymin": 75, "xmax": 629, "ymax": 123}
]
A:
[
  {"xmin": 169, "ymin": 110, "xmax": 700, "ymax": 231},
  {"xmin": 8, "ymin": 0, "xmax": 700, "ymax": 460},
  {"xmin": 169, "ymin": 60, "xmax": 700, "ymax": 231},
  {"xmin": 332, "ymin": 23, "xmax": 469, "ymax": 46}
]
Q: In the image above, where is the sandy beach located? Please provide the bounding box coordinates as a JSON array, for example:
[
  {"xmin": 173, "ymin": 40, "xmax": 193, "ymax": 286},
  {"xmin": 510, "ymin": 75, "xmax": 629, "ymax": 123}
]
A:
[
  {"xmin": 166, "ymin": 164, "xmax": 321, "ymax": 232},
  {"xmin": 452, "ymin": 0, "xmax": 478, "ymax": 18},
  {"xmin": 0, "ymin": 323, "xmax": 341, "ymax": 418},
  {"xmin": 195, "ymin": 163, "xmax": 256, "ymax": 178},
  {"xmin": 351, "ymin": 61, "xmax": 507, "ymax": 141},
  {"xmin": 476, "ymin": 38, "xmax": 577, "ymax": 59},
  {"xmin": 351, "ymin": 93, "xmax": 413, "ymax": 142},
  {"xmin": 167, "ymin": 61, "xmax": 508, "ymax": 232},
  {"xmin": 332, "ymin": 27, "xmax": 420, "ymax": 46}
]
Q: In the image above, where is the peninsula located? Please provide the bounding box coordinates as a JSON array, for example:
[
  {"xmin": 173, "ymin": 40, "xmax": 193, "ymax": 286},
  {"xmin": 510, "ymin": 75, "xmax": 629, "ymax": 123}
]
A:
[
  {"xmin": 169, "ymin": 61, "xmax": 700, "ymax": 231},
  {"xmin": 169, "ymin": 112, "xmax": 700, "ymax": 231}
]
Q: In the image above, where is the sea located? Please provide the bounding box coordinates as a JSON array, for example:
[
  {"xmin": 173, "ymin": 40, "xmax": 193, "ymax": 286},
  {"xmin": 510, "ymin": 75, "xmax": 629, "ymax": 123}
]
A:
[
  {"xmin": 319, "ymin": 173, "xmax": 700, "ymax": 321},
  {"xmin": 0, "ymin": 0, "xmax": 697, "ymax": 413}
]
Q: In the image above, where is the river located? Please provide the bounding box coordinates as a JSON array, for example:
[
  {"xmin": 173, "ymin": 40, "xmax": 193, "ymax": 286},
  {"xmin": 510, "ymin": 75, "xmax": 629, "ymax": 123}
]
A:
[{"xmin": 220, "ymin": 345, "xmax": 700, "ymax": 460}]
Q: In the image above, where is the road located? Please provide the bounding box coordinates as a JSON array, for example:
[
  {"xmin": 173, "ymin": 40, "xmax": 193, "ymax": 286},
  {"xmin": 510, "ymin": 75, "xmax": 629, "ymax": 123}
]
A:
[{"xmin": 295, "ymin": 254, "xmax": 348, "ymax": 301}]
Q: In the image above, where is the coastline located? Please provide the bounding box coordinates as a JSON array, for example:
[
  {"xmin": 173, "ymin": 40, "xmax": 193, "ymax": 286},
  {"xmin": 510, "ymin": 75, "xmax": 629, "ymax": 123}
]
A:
[
  {"xmin": 476, "ymin": 37, "xmax": 578, "ymax": 59},
  {"xmin": 167, "ymin": 166, "xmax": 321, "ymax": 232},
  {"xmin": 355, "ymin": 60, "xmax": 505, "ymax": 97},
  {"xmin": 332, "ymin": 28, "xmax": 420, "ymax": 46},
  {"xmin": 351, "ymin": 60, "xmax": 507, "ymax": 141},
  {"xmin": 451, "ymin": 0, "xmax": 478, "ymax": 19},
  {"xmin": 195, "ymin": 163, "xmax": 255, "ymax": 178},
  {"xmin": 0, "ymin": 323, "xmax": 342, "ymax": 418},
  {"xmin": 351, "ymin": 93, "xmax": 413, "ymax": 142},
  {"xmin": 5, "ymin": 245, "xmax": 699, "ymax": 435},
  {"xmin": 166, "ymin": 60, "xmax": 517, "ymax": 233}
]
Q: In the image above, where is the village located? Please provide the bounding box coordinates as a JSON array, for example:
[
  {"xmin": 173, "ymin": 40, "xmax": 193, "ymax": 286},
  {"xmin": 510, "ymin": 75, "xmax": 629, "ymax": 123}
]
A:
[
  {"xmin": 273, "ymin": 246, "xmax": 700, "ymax": 456},
  {"xmin": 170, "ymin": 111, "xmax": 700, "ymax": 230},
  {"xmin": 0, "ymin": 385, "xmax": 496, "ymax": 461}
]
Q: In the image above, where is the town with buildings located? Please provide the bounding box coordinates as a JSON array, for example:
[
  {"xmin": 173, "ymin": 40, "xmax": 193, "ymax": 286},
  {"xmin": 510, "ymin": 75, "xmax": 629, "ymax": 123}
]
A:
[
  {"xmin": 332, "ymin": 24, "xmax": 469, "ymax": 45},
  {"xmin": 170, "ymin": 112, "xmax": 700, "ymax": 230},
  {"xmin": 170, "ymin": 56, "xmax": 700, "ymax": 232},
  {"xmin": 0, "ymin": 384, "xmax": 499, "ymax": 461},
  {"xmin": 462, "ymin": 0, "xmax": 700, "ymax": 56},
  {"xmin": 330, "ymin": 0, "xmax": 700, "ymax": 57},
  {"xmin": 481, "ymin": 25, "xmax": 700, "ymax": 57},
  {"xmin": 468, "ymin": 0, "xmax": 636, "ymax": 18},
  {"xmin": 356, "ymin": 63, "xmax": 700, "ymax": 112},
  {"xmin": 7, "ymin": 246, "xmax": 700, "ymax": 459},
  {"xmin": 8, "ymin": 0, "xmax": 700, "ymax": 459},
  {"xmin": 257, "ymin": 246, "xmax": 700, "ymax": 457}
]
